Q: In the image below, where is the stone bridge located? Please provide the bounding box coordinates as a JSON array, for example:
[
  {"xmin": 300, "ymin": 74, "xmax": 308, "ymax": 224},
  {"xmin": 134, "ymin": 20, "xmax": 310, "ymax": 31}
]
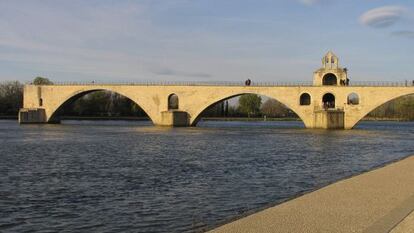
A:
[
  {"xmin": 18, "ymin": 52, "xmax": 414, "ymax": 129},
  {"xmin": 19, "ymin": 83, "xmax": 414, "ymax": 129}
]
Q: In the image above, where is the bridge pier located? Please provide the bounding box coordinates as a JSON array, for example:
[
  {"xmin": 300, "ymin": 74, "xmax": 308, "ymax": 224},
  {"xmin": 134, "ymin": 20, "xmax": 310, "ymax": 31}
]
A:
[
  {"xmin": 313, "ymin": 109, "xmax": 345, "ymax": 129},
  {"xmin": 18, "ymin": 108, "xmax": 47, "ymax": 124},
  {"xmin": 159, "ymin": 110, "xmax": 189, "ymax": 127}
]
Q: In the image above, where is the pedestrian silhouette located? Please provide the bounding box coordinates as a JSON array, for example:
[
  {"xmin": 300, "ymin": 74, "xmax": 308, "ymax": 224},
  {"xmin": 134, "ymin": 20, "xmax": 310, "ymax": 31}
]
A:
[{"xmin": 245, "ymin": 79, "xmax": 251, "ymax": 86}]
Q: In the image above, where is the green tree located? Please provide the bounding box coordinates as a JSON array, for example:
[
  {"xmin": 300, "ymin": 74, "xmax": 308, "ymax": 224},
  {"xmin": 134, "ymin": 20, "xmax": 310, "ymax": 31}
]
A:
[
  {"xmin": 367, "ymin": 94, "xmax": 414, "ymax": 120},
  {"xmin": 201, "ymin": 101, "xmax": 227, "ymax": 117},
  {"xmin": 0, "ymin": 81, "xmax": 23, "ymax": 115},
  {"xmin": 238, "ymin": 94, "xmax": 262, "ymax": 117},
  {"xmin": 261, "ymin": 99, "xmax": 290, "ymax": 118},
  {"xmin": 33, "ymin": 76, "xmax": 53, "ymax": 85},
  {"xmin": 64, "ymin": 90, "xmax": 148, "ymax": 118}
]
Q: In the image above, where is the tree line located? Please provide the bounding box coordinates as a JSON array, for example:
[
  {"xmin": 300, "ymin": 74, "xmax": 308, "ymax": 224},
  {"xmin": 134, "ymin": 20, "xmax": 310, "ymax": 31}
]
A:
[
  {"xmin": 202, "ymin": 94, "xmax": 298, "ymax": 118},
  {"xmin": 367, "ymin": 95, "xmax": 414, "ymax": 120},
  {"xmin": 1, "ymin": 78, "xmax": 414, "ymax": 121},
  {"xmin": 0, "ymin": 81, "xmax": 23, "ymax": 116},
  {"xmin": 60, "ymin": 91, "xmax": 147, "ymax": 117}
]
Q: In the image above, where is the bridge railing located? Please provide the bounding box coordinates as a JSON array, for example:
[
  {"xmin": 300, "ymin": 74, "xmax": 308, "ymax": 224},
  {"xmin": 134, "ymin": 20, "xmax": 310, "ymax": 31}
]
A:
[
  {"xmin": 348, "ymin": 81, "xmax": 413, "ymax": 87},
  {"xmin": 36, "ymin": 81, "xmax": 315, "ymax": 87},
  {"xmin": 27, "ymin": 80, "xmax": 413, "ymax": 87}
]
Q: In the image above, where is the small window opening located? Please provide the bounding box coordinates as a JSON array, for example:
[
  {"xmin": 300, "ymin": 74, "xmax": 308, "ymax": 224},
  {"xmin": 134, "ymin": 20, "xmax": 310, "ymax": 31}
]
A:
[
  {"xmin": 300, "ymin": 93, "xmax": 311, "ymax": 106},
  {"xmin": 168, "ymin": 94, "xmax": 179, "ymax": 110}
]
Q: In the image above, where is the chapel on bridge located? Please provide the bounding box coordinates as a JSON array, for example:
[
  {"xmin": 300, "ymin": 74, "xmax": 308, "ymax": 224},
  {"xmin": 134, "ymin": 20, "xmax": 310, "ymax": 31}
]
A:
[{"xmin": 313, "ymin": 51, "xmax": 349, "ymax": 86}]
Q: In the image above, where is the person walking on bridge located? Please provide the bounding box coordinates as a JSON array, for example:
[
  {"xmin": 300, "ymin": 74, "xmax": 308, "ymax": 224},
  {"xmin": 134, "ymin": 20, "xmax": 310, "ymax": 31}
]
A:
[{"xmin": 245, "ymin": 79, "xmax": 251, "ymax": 86}]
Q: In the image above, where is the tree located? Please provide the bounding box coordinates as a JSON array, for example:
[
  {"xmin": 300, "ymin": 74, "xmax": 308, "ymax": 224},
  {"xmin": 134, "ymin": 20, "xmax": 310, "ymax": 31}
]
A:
[
  {"xmin": 201, "ymin": 101, "xmax": 226, "ymax": 117},
  {"xmin": 261, "ymin": 99, "xmax": 290, "ymax": 118},
  {"xmin": 367, "ymin": 94, "xmax": 414, "ymax": 120},
  {"xmin": 0, "ymin": 81, "xmax": 23, "ymax": 115},
  {"xmin": 63, "ymin": 90, "xmax": 148, "ymax": 117},
  {"xmin": 238, "ymin": 94, "xmax": 262, "ymax": 117},
  {"xmin": 33, "ymin": 76, "xmax": 53, "ymax": 85}
]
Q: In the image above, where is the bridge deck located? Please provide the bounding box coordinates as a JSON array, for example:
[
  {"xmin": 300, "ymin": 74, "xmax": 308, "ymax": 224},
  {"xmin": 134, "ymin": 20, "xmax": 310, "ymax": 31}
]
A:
[
  {"xmin": 21, "ymin": 82, "xmax": 414, "ymax": 128},
  {"xmin": 29, "ymin": 80, "xmax": 413, "ymax": 87}
]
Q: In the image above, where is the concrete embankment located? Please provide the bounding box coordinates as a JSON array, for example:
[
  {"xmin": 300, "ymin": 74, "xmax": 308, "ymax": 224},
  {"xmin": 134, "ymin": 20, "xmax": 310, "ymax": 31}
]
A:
[
  {"xmin": 390, "ymin": 210, "xmax": 414, "ymax": 233},
  {"xmin": 210, "ymin": 155, "xmax": 414, "ymax": 233}
]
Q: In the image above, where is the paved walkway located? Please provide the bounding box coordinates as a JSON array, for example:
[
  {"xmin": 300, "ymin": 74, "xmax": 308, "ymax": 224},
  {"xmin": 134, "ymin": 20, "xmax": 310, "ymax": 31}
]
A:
[
  {"xmin": 390, "ymin": 210, "xmax": 414, "ymax": 233},
  {"xmin": 210, "ymin": 155, "xmax": 414, "ymax": 233}
]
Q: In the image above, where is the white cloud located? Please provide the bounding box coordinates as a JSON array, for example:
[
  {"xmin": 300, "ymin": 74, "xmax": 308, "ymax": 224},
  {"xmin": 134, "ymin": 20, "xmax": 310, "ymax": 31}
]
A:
[
  {"xmin": 299, "ymin": 0, "xmax": 330, "ymax": 6},
  {"xmin": 0, "ymin": 1, "xmax": 214, "ymax": 81},
  {"xmin": 359, "ymin": 6, "xmax": 406, "ymax": 28},
  {"xmin": 300, "ymin": 0, "xmax": 318, "ymax": 5}
]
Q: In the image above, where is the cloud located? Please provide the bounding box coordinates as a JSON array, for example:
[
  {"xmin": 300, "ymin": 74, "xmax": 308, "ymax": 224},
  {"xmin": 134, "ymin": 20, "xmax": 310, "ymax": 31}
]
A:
[
  {"xmin": 299, "ymin": 0, "xmax": 331, "ymax": 6},
  {"xmin": 359, "ymin": 6, "xmax": 406, "ymax": 28},
  {"xmin": 152, "ymin": 67, "xmax": 212, "ymax": 78},
  {"xmin": 391, "ymin": 30, "xmax": 414, "ymax": 39},
  {"xmin": 0, "ymin": 1, "xmax": 196, "ymax": 81},
  {"xmin": 300, "ymin": 0, "xmax": 319, "ymax": 5},
  {"xmin": 0, "ymin": 1, "xmax": 223, "ymax": 82}
]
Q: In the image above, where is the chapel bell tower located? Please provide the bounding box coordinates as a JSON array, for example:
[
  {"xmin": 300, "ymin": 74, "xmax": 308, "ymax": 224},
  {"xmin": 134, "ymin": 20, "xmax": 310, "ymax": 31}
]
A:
[{"xmin": 313, "ymin": 51, "xmax": 349, "ymax": 86}]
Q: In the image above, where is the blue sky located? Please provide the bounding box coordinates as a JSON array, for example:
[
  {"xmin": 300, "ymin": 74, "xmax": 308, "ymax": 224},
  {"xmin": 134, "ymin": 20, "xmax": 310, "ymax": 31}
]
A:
[{"xmin": 0, "ymin": 0, "xmax": 413, "ymax": 83}]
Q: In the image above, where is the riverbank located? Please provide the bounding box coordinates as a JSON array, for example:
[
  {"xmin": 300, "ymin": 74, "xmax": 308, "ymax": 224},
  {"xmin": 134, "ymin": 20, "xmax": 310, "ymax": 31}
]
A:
[
  {"xmin": 363, "ymin": 117, "xmax": 408, "ymax": 121},
  {"xmin": 60, "ymin": 116, "xmax": 150, "ymax": 121},
  {"xmin": 210, "ymin": 155, "xmax": 414, "ymax": 233},
  {"xmin": 0, "ymin": 115, "xmax": 412, "ymax": 122},
  {"xmin": 200, "ymin": 117, "xmax": 299, "ymax": 122},
  {"xmin": 0, "ymin": 116, "xmax": 17, "ymax": 120},
  {"xmin": 202, "ymin": 117, "xmax": 411, "ymax": 122}
]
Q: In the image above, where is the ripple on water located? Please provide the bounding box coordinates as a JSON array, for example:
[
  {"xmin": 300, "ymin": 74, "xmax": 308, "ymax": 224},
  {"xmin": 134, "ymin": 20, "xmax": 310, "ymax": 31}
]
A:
[{"xmin": 0, "ymin": 120, "xmax": 413, "ymax": 232}]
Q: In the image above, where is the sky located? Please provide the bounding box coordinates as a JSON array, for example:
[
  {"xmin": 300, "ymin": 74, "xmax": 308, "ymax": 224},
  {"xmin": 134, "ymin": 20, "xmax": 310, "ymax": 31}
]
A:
[{"xmin": 0, "ymin": 0, "xmax": 413, "ymax": 83}]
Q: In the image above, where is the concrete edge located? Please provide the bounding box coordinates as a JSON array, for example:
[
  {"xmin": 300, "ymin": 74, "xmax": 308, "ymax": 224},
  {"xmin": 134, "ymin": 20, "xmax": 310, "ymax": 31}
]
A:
[{"xmin": 206, "ymin": 154, "xmax": 414, "ymax": 232}]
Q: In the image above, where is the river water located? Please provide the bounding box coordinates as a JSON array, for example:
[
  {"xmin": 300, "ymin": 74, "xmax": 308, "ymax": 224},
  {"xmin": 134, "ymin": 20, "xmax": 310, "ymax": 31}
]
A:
[{"xmin": 0, "ymin": 120, "xmax": 413, "ymax": 232}]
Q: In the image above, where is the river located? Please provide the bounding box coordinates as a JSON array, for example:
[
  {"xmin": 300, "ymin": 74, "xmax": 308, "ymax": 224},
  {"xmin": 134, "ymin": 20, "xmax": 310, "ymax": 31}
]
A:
[{"xmin": 0, "ymin": 120, "xmax": 413, "ymax": 232}]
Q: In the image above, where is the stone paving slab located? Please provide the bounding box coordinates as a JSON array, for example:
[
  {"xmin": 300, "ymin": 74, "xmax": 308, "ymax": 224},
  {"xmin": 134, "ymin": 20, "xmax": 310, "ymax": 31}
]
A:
[
  {"xmin": 209, "ymin": 155, "xmax": 414, "ymax": 233},
  {"xmin": 390, "ymin": 210, "xmax": 414, "ymax": 233}
]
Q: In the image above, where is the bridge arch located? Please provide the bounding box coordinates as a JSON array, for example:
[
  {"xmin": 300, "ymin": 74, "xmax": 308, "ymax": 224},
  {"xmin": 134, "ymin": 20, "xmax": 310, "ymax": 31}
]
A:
[
  {"xmin": 189, "ymin": 92, "xmax": 308, "ymax": 127},
  {"xmin": 47, "ymin": 88, "xmax": 154, "ymax": 124},
  {"xmin": 346, "ymin": 91, "xmax": 414, "ymax": 129},
  {"xmin": 322, "ymin": 73, "xmax": 337, "ymax": 86},
  {"xmin": 322, "ymin": 93, "xmax": 335, "ymax": 108}
]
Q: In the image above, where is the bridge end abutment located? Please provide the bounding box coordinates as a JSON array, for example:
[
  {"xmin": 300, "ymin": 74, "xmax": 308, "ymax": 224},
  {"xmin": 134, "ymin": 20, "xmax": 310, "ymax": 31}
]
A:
[{"xmin": 18, "ymin": 108, "xmax": 48, "ymax": 124}]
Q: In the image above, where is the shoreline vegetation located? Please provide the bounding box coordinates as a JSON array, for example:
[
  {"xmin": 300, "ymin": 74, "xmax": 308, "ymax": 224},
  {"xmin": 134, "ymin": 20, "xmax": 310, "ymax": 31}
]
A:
[{"xmin": 1, "ymin": 115, "xmax": 412, "ymax": 122}]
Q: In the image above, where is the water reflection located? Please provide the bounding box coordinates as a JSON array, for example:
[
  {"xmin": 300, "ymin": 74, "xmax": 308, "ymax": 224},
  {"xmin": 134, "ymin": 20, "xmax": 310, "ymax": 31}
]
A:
[{"xmin": 0, "ymin": 120, "xmax": 413, "ymax": 233}]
